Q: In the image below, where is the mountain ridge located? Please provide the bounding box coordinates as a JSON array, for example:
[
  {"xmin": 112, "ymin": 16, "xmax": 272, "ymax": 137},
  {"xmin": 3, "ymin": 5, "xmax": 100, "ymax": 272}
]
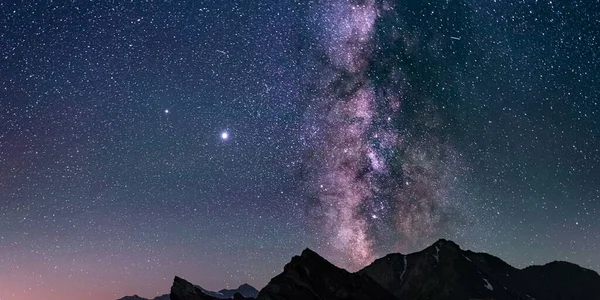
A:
[
  {"xmin": 122, "ymin": 239, "xmax": 600, "ymax": 300},
  {"xmin": 118, "ymin": 280, "xmax": 258, "ymax": 300},
  {"xmin": 358, "ymin": 238, "xmax": 600, "ymax": 300}
]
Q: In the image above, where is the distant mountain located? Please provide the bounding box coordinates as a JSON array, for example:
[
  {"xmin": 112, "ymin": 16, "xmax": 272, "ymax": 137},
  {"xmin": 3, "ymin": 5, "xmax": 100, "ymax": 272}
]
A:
[
  {"xmin": 118, "ymin": 281, "xmax": 257, "ymax": 300},
  {"xmin": 197, "ymin": 283, "xmax": 258, "ymax": 299},
  {"xmin": 158, "ymin": 239, "xmax": 600, "ymax": 300},
  {"xmin": 117, "ymin": 295, "xmax": 169, "ymax": 300},
  {"xmin": 118, "ymin": 296, "xmax": 147, "ymax": 300},
  {"xmin": 170, "ymin": 276, "xmax": 255, "ymax": 300}
]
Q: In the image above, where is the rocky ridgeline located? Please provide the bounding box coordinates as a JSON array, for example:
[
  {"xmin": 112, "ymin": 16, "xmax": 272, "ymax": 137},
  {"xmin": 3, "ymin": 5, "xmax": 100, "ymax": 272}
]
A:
[{"xmin": 125, "ymin": 239, "xmax": 600, "ymax": 300}]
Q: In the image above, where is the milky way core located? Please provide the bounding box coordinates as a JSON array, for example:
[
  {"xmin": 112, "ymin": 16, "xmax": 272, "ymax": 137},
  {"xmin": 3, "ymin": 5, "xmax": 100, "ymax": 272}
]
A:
[{"xmin": 304, "ymin": 0, "xmax": 471, "ymax": 270}]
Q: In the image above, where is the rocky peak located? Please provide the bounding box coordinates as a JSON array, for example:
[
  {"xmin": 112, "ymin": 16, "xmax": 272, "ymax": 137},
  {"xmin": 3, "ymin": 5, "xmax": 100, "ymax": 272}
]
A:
[
  {"xmin": 299, "ymin": 248, "xmax": 328, "ymax": 263},
  {"xmin": 117, "ymin": 295, "xmax": 147, "ymax": 300},
  {"xmin": 170, "ymin": 276, "xmax": 256, "ymax": 300},
  {"xmin": 216, "ymin": 283, "xmax": 259, "ymax": 299},
  {"xmin": 166, "ymin": 240, "xmax": 600, "ymax": 300},
  {"xmin": 360, "ymin": 239, "xmax": 600, "ymax": 300},
  {"xmin": 117, "ymin": 294, "xmax": 170, "ymax": 300},
  {"xmin": 170, "ymin": 276, "xmax": 218, "ymax": 300},
  {"xmin": 231, "ymin": 283, "xmax": 259, "ymax": 298},
  {"xmin": 431, "ymin": 238, "xmax": 459, "ymax": 249},
  {"xmin": 257, "ymin": 248, "xmax": 397, "ymax": 300},
  {"xmin": 428, "ymin": 238, "xmax": 462, "ymax": 258}
]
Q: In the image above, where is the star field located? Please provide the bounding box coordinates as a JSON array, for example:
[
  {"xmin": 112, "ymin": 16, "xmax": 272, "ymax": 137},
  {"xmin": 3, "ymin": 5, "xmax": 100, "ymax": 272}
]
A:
[{"xmin": 1, "ymin": 1, "xmax": 599, "ymax": 300}]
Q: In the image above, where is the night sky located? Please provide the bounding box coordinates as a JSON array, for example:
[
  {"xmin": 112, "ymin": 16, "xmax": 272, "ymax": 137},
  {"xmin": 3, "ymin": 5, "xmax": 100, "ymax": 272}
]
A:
[{"xmin": 1, "ymin": 1, "xmax": 598, "ymax": 300}]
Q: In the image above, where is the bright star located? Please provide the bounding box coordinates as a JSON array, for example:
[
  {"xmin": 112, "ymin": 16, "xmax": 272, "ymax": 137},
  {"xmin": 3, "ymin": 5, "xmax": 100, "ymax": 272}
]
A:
[
  {"xmin": 164, "ymin": 109, "xmax": 169, "ymax": 114},
  {"xmin": 220, "ymin": 131, "xmax": 229, "ymax": 140}
]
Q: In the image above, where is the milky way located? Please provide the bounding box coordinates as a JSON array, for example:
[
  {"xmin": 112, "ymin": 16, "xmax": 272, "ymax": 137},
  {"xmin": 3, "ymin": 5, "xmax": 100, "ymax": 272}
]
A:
[
  {"xmin": 304, "ymin": 0, "xmax": 472, "ymax": 270},
  {"xmin": 2, "ymin": 1, "xmax": 599, "ymax": 299}
]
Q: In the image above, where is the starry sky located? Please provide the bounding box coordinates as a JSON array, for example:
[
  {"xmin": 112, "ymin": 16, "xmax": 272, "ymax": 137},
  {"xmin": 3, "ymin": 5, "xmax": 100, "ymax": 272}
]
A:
[{"xmin": 0, "ymin": 1, "xmax": 598, "ymax": 300}]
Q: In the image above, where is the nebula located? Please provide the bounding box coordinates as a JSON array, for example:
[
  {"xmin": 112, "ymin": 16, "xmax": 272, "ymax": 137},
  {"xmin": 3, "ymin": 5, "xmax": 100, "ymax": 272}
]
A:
[{"xmin": 303, "ymin": 0, "xmax": 472, "ymax": 270}]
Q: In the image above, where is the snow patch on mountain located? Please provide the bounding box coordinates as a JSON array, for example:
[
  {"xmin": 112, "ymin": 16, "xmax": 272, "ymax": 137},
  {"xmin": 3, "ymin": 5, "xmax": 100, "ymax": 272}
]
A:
[
  {"xmin": 399, "ymin": 255, "xmax": 407, "ymax": 282},
  {"xmin": 483, "ymin": 278, "xmax": 493, "ymax": 291}
]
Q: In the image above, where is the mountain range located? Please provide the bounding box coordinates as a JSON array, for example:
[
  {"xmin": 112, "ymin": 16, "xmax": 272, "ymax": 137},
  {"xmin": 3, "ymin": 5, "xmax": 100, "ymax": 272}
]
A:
[
  {"xmin": 119, "ymin": 282, "xmax": 258, "ymax": 300},
  {"xmin": 121, "ymin": 239, "xmax": 600, "ymax": 300},
  {"xmin": 118, "ymin": 295, "xmax": 170, "ymax": 300}
]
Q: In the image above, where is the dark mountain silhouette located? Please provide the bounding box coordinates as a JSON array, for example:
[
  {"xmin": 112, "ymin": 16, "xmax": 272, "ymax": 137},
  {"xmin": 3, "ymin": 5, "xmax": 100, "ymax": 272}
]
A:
[
  {"xmin": 197, "ymin": 283, "xmax": 258, "ymax": 299},
  {"xmin": 257, "ymin": 248, "xmax": 397, "ymax": 300},
  {"xmin": 118, "ymin": 279, "xmax": 257, "ymax": 300},
  {"xmin": 358, "ymin": 239, "xmax": 600, "ymax": 300},
  {"xmin": 118, "ymin": 296, "xmax": 149, "ymax": 300},
  {"xmin": 154, "ymin": 239, "xmax": 600, "ymax": 300},
  {"xmin": 118, "ymin": 295, "xmax": 169, "ymax": 300},
  {"xmin": 170, "ymin": 276, "xmax": 255, "ymax": 300},
  {"xmin": 358, "ymin": 239, "xmax": 523, "ymax": 299}
]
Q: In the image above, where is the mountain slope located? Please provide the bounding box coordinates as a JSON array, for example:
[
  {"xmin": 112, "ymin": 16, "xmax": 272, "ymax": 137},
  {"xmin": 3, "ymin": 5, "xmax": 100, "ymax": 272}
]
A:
[
  {"xmin": 164, "ymin": 240, "xmax": 600, "ymax": 300},
  {"xmin": 218, "ymin": 284, "xmax": 259, "ymax": 299},
  {"xmin": 519, "ymin": 261, "xmax": 600, "ymax": 300},
  {"xmin": 358, "ymin": 239, "xmax": 521, "ymax": 300},
  {"xmin": 359, "ymin": 239, "xmax": 600, "ymax": 300},
  {"xmin": 118, "ymin": 280, "xmax": 258, "ymax": 300},
  {"xmin": 170, "ymin": 276, "xmax": 255, "ymax": 300},
  {"xmin": 198, "ymin": 283, "xmax": 259, "ymax": 299},
  {"xmin": 118, "ymin": 296, "xmax": 151, "ymax": 300},
  {"xmin": 256, "ymin": 248, "xmax": 397, "ymax": 300},
  {"xmin": 117, "ymin": 294, "xmax": 170, "ymax": 300}
]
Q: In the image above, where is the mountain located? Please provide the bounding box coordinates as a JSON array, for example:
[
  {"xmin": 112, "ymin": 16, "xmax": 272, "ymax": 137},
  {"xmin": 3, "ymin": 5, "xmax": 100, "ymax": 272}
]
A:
[
  {"xmin": 358, "ymin": 239, "xmax": 521, "ymax": 300},
  {"xmin": 198, "ymin": 283, "xmax": 259, "ymax": 299},
  {"xmin": 166, "ymin": 239, "xmax": 600, "ymax": 300},
  {"xmin": 219, "ymin": 284, "xmax": 259, "ymax": 299},
  {"xmin": 118, "ymin": 281, "xmax": 257, "ymax": 300},
  {"xmin": 257, "ymin": 248, "xmax": 397, "ymax": 300},
  {"xmin": 358, "ymin": 239, "xmax": 600, "ymax": 300},
  {"xmin": 118, "ymin": 296, "xmax": 148, "ymax": 300},
  {"xmin": 117, "ymin": 295, "xmax": 169, "ymax": 300},
  {"xmin": 170, "ymin": 276, "xmax": 255, "ymax": 300}
]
